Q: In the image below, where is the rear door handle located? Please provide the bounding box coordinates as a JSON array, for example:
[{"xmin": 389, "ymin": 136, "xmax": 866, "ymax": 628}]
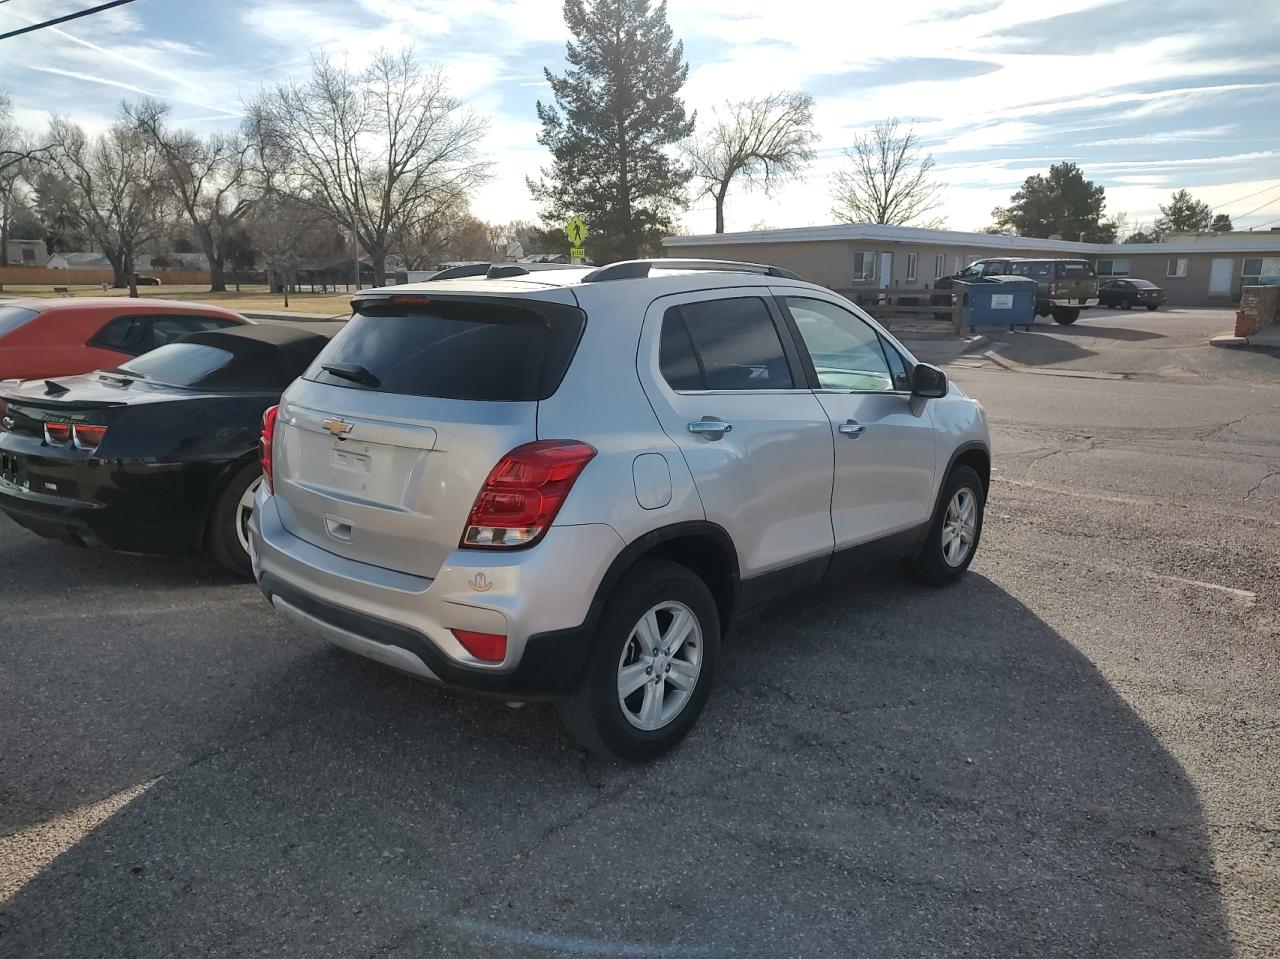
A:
[
  {"xmin": 688, "ymin": 417, "xmax": 733, "ymax": 439},
  {"xmin": 838, "ymin": 419, "xmax": 866, "ymax": 438}
]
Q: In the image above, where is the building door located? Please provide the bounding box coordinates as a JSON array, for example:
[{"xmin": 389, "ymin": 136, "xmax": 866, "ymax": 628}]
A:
[
  {"xmin": 1209, "ymin": 258, "xmax": 1233, "ymax": 296},
  {"xmin": 878, "ymin": 252, "xmax": 893, "ymax": 289}
]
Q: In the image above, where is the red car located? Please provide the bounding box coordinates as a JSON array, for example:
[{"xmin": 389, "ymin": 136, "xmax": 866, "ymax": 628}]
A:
[{"xmin": 0, "ymin": 298, "xmax": 249, "ymax": 381}]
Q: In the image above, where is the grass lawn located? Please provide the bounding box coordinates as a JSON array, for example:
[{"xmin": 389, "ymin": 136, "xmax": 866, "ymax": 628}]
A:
[{"xmin": 0, "ymin": 284, "xmax": 354, "ymax": 317}]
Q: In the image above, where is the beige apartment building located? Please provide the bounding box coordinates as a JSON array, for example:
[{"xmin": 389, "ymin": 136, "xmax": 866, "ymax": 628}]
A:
[{"xmin": 663, "ymin": 224, "xmax": 1280, "ymax": 308}]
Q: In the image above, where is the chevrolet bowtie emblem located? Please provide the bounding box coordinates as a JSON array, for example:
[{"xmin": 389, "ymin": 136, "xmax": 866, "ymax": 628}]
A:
[{"xmin": 322, "ymin": 418, "xmax": 354, "ymax": 438}]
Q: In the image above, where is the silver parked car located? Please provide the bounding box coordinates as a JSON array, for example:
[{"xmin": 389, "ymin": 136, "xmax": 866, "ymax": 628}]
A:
[{"xmin": 249, "ymin": 259, "xmax": 991, "ymax": 760}]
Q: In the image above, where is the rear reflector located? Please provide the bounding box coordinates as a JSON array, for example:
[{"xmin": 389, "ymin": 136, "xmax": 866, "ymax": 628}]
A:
[
  {"xmin": 461, "ymin": 440, "xmax": 597, "ymax": 549},
  {"xmin": 260, "ymin": 405, "xmax": 279, "ymax": 493},
  {"xmin": 72, "ymin": 424, "xmax": 107, "ymax": 451},
  {"xmin": 451, "ymin": 629, "xmax": 507, "ymax": 663},
  {"xmin": 44, "ymin": 422, "xmax": 71, "ymax": 445}
]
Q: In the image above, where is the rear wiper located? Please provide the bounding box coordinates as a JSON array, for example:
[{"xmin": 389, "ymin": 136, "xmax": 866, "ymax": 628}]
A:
[{"xmin": 321, "ymin": 363, "xmax": 381, "ymax": 388}]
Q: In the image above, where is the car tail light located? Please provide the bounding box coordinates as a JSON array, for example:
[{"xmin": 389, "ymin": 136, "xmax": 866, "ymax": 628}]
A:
[
  {"xmin": 451, "ymin": 629, "xmax": 507, "ymax": 663},
  {"xmin": 72, "ymin": 424, "xmax": 107, "ymax": 451},
  {"xmin": 461, "ymin": 440, "xmax": 597, "ymax": 549},
  {"xmin": 260, "ymin": 405, "xmax": 279, "ymax": 493},
  {"xmin": 1048, "ymin": 283, "xmax": 1057, "ymax": 296},
  {"xmin": 44, "ymin": 422, "xmax": 71, "ymax": 445}
]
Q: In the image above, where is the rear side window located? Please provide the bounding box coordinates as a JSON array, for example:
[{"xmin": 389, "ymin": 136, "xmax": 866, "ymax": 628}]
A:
[
  {"xmin": 1010, "ymin": 262, "xmax": 1051, "ymax": 277},
  {"xmin": 307, "ymin": 300, "xmax": 585, "ymax": 401},
  {"xmin": 660, "ymin": 297, "xmax": 793, "ymax": 391},
  {"xmin": 0, "ymin": 306, "xmax": 39, "ymax": 338}
]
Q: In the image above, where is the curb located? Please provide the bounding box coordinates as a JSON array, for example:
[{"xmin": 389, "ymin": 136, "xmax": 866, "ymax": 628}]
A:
[{"xmin": 1209, "ymin": 334, "xmax": 1250, "ymax": 349}]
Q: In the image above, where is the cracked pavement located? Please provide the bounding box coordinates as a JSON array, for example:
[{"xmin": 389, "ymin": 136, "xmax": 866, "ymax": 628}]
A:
[{"xmin": 1, "ymin": 308, "xmax": 1277, "ymax": 957}]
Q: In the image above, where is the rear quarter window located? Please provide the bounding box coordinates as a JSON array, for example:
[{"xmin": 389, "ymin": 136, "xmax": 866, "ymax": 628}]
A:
[
  {"xmin": 0, "ymin": 306, "xmax": 40, "ymax": 338},
  {"xmin": 307, "ymin": 299, "xmax": 585, "ymax": 401}
]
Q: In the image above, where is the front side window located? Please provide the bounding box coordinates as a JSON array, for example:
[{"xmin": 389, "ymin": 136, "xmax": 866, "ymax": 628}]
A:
[
  {"xmin": 661, "ymin": 298, "xmax": 793, "ymax": 392},
  {"xmin": 1167, "ymin": 258, "xmax": 1189, "ymax": 278},
  {"xmin": 851, "ymin": 252, "xmax": 877, "ymax": 283},
  {"xmin": 785, "ymin": 297, "xmax": 895, "ymax": 393}
]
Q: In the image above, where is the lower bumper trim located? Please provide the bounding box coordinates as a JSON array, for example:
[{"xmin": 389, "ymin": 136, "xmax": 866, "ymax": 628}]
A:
[{"xmin": 260, "ymin": 574, "xmax": 593, "ymax": 699}]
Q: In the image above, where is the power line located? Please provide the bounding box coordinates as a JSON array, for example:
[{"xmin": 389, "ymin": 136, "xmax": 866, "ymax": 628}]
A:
[
  {"xmin": 0, "ymin": 0, "xmax": 142, "ymax": 41},
  {"xmin": 1215, "ymin": 180, "xmax": 1280, "ymax": 212},
  {"xmin": 1233, "ymin": 188, "xmax": 1280, "ymax": 222}
]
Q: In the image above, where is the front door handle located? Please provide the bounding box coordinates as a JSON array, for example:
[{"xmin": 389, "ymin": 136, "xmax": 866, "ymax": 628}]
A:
[
  {"xmin": 688, "ymin": 417, "xmax": 733, "ymax": 439},
  {"xmin": 838, "ymin": 419, "xmax": 866, "ymax": 438}
]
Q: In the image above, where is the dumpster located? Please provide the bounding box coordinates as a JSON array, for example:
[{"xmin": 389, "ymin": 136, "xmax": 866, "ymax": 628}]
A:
[{"xmin": 953, "ymin": 276, "xmax": 1038, "ymax": 332}]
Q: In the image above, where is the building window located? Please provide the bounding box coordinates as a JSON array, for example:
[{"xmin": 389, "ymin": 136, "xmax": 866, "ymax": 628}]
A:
[
  {"xmin": 906, "ymin": 253, "xmax": 918, "ymax": 281},
  {"xmin": 934, "ymin": 253, "xmax": 946, "ymax": 279},
  {"xmin": 1166, "ymin": 258, "xmax": 1189, "ymax": 278},
  {"xmin": 851, "ymin": 251, "xmax": 877, "ymax": 283},
  {"xmin": 1243, "ymin": 257, "xmax": 1280, "ymax": 284},
  {"xmin": 1096, "ymin": 258, "xmax": 1130, "ymax": 277},
  {"xmin": 954, "ymin": 255, "xmax": 964, "ymax": 272}
]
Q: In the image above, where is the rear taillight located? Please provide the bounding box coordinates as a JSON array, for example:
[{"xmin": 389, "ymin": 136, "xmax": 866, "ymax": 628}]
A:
[
  {"xmin": 72, "ymin": 424, "xmax": 107, "ymax": 451},
  {"xmin": 260, "ymin": 405, "xmax": 279, "ymax": 493},
  {"xmin": 451, "ymin": 629, "xmax": 507, "ymax": 663},
  {"xmin": 44, "ymin": 422, "xmax": 71, "ymax": 445},
  {"xmin": 1048, "ymin": 283, "xmax": 1057, "ymax": 296},
  {"xmin": 461, "ymin": 440, "xmax": 597, "ymax": 549}
]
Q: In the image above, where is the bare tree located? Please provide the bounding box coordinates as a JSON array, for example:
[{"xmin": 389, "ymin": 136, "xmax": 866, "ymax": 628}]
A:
[
  {"xmin": 247, "ymin": 48, "xmax": 491, "ymax": 285},
  {"xmin": 46, "ymin": 116, "xmax": 167, "ymax": 293},
  {"xmin": 389, "ymin": 193, "xmax": 471, "ymax": 270},
  {"xmin": 126, "ymin": 98, "xmax": 255, "ymax": 292},
  {"xmin": 245, "ymin": 192, "xmax": 341, "ymax": 308},
  {"xmin": 687, "ymin": 91, "xmax": 817, "ymax": 233},
  {"xmin": 830, "ymin": 118, "xmax": 945, "ymax": 228},
  {"xmin": 1, "ymin": 89, "xmax": 51, "ymax": 268}
]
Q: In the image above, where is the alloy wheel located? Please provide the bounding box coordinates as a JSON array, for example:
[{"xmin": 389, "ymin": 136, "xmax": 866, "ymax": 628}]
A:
[
  {"xmin": 236, "ymin": 476, "xmax": 263, "ymax": 558},
  {"xmin": 617, "ymin": 601, "xmax": 703, "ymax": 731},
  {"xmin": 941, "ymin": 488, "xmax": 977, "ymax": 567}
]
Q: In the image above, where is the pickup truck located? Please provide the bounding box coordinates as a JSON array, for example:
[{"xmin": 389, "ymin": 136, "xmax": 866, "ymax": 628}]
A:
[{"xmin": 933, "ymin": 257, "xmax": 1098, "ymax": 324}]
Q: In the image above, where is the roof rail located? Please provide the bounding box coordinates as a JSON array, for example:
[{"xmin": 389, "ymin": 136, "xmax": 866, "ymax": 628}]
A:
[
  {"xmin": 581, "ymin": 258, "xmax": 804, "ymax": 283},
  {"xmin": 486, "ymin": 264, "xmax": 530, "ymax": 278},
  {"xmin": 429, "ymin": 263, "xmax": 491, "ymax": 280}
]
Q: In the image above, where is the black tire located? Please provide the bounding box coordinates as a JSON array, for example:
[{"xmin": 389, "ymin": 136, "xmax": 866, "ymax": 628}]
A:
[
  {"xmin": 1051, "ymin": 305, "xmax": 1080, "ymax": 325},
  {"xmin": 1120, "ymin": 298, "xmax": 1132, "ymax": 310},
  {"xmin": 1146, "ymin": 304, "xmax": 1158, "ymax": 312},
  {"xmin": 207, "ymin": 460, "xmax": 263, "ymax": 577},
  {"xmin": 557, "ymin": 560, "xmax": 720, "ymax": 762},
  {"xmin": 910, "ymin": 465, "xmax": 985, "ymax": 586}
]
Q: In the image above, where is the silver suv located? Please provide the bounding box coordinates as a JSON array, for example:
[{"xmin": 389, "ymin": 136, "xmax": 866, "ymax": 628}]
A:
[{"xmin": 249, "ymin": 259, "xmax": 991, "ymax": 760}]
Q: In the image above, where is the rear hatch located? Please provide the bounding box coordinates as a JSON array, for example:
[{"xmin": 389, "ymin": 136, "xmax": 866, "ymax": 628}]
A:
[
  {"xmin": 272, "ymin": 291, "xmax": 585, "ymax": 579},
  {"xmin": 1051, "ymin": 261, "xmax": 1098, "ymax": 301}
]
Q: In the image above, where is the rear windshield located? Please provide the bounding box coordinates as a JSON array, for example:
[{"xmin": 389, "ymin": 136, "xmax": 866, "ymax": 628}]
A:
[
  {"xmin": 0, "ymin": 306, "xmax": 39, "ymax": 338},
  {"xmin": 306, "ymin": 300, "xmax": 585, "ymax": 401},
  {"xmin": 117, "ymin": 343, "xmax": 236, "ymax": 387},
  {"xmin": 1057, "ymin": 261, "xmax": 1096, "ymax": 277}
]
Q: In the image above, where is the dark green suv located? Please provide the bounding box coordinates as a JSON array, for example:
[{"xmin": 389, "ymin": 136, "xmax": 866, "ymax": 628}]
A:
[{"xmin": 934, "ymin": 258, "xmax": 1098, "ymax": 324}]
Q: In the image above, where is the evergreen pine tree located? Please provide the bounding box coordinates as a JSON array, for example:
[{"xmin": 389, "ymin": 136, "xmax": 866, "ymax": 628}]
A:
[{"xmin": 529, "ymin": 0, "xmax": 693, "ymax": 262}]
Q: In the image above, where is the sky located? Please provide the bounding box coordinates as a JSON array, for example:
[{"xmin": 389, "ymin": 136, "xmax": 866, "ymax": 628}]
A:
[{"xmin": 1, "ymin": 0, "xmax": 1279, "ymax": 238}]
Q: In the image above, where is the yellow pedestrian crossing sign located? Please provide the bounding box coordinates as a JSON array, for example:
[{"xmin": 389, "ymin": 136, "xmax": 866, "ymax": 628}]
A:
[{"xmin": 564, "ymin": 217, "xmax": 588, "ymax": 247}]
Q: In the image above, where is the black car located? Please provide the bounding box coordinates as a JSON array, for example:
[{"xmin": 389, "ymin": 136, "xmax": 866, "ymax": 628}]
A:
[
  {"xmin": 0, "ymin": 324, "xmax": 327, "ymax": 576},
  {"xmin": 1097, "ymin": 278, "xmax": 1166, "ymax": 311}
]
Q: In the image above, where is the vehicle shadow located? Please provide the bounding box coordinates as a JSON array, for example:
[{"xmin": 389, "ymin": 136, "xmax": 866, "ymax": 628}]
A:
[
  {"xmin": 1052, "ymin": 318, "xmax": 1166, "ymax": 342},
  {"xmin": 0, "ymin": 553, "xmax": 1231, "ymax": 957}
]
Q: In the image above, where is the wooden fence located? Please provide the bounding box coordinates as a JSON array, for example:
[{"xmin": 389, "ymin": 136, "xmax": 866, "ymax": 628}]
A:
[
  {"xmin": 837, "ymin": 287, "xmax": 964, "ymax": 332},
  {"xmin": 0, "ymin": 266, "xmax": 212, "ymax": 288}
]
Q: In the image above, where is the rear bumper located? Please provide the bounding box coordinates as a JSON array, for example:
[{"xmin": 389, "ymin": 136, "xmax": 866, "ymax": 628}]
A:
[
  {"xmin": 250, "ymin": 488, "xmax": 624, "ymax": 698},
  {"xmin": 0, "ymin": 468, "xmax": 204, "ymax": 553}
]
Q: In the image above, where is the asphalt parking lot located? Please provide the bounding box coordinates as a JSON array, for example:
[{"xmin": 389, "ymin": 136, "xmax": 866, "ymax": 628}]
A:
[{"xmin": 1, "ymin": 307, "xmax": 1277, "ymax": 957}]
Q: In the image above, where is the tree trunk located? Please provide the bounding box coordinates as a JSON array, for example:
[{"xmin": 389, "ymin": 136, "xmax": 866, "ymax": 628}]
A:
[
  {"xmin": 209, "ymin": 255, "xmax": 227, "ymax": 293},
  {"xmin": 371, "ymin": 252, "xmax": 386, "ymax": 289},
  {"xmin": 714, "ymin": 184, "xmax": 729, "ymax": 234},
  {"xmin": 104, "ymin": 249, "xmax": 129, "ymax": 290}
]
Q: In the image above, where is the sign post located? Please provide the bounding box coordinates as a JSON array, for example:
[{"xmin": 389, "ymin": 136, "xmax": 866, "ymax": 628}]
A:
[{"xmin": 564, "ymin": 217, "xmax": 588, "ymax": 261}]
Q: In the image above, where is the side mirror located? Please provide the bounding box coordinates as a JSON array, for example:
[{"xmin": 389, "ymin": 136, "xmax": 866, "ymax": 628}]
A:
[{"xmin": 911, "ymin": 363, "xmax": 948, "ymax": 399}]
